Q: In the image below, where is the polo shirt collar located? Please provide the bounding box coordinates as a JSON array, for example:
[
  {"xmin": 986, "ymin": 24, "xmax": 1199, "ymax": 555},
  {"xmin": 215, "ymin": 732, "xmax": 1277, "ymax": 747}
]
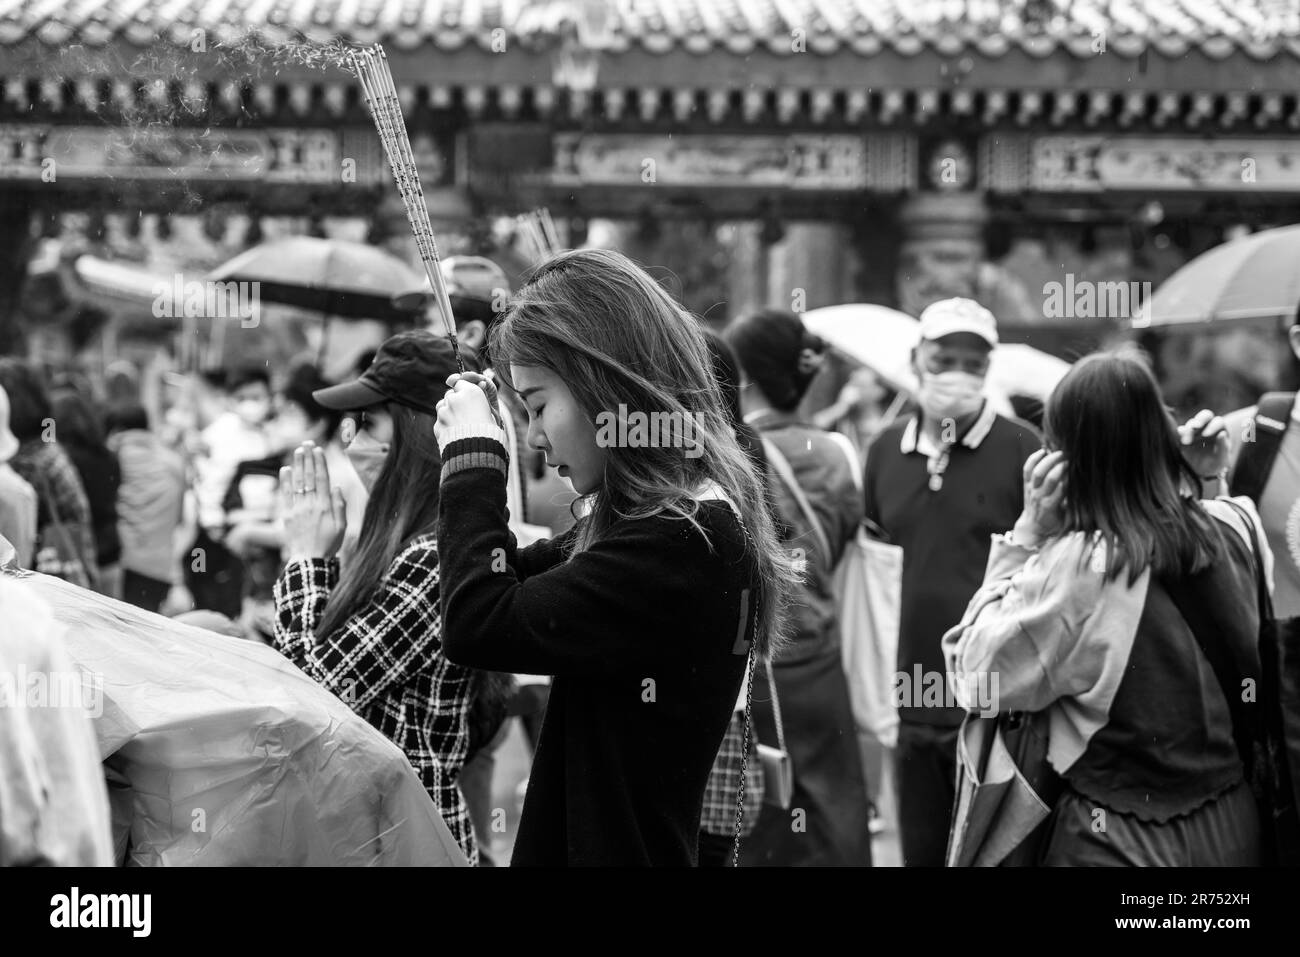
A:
[{"xmin": 900, "ymin": 400, "xmax": 997, "ymax": 457}]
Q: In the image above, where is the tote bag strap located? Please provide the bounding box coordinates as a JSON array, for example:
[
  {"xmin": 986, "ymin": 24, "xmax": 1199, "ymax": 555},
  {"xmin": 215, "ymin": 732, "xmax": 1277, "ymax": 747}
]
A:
[{"xmin": 761, "ymin": 437, "xmax": 832, "ymax": 562}]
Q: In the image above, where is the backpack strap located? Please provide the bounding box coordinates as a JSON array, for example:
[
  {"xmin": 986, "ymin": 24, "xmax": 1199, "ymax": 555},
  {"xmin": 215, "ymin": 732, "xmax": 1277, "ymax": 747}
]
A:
[
  {"xmin": 825, "ymin": 430, "xmax": 863, "ymax": 493},
  {"xmin": 1230, "ymin": 392, "xmax": 1297, "ymax": 503}
]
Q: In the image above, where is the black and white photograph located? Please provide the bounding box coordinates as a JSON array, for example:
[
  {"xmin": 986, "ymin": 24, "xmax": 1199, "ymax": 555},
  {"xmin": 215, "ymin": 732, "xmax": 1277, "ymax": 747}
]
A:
[{"xmin": 0, "ymin": 0, "xmax": 1296, "ymax": 938}]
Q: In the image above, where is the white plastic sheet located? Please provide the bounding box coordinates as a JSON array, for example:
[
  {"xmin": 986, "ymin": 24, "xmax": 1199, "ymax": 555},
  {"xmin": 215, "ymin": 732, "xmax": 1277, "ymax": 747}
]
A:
[
  {"xmin": 0, "ymin": 574, "xmax": 114, "ymax": 866},
  {"xmin": 10, "ymin": 567, "xmax": 467, "ymax": 867}
]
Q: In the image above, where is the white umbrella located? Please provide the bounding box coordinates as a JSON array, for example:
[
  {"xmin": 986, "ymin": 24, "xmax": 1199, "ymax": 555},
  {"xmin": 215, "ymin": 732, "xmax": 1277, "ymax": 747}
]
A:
[
  {"xmin": 801, "ymin": 304, "xmax": 920, "ymax": 394},
  {"xmin": 801, "ymin": 303, "xmax": 1071, "ymax": 411},
  {"xmin": 988, "ymin": 344, "xmax": 1072, "ymax": 406}
]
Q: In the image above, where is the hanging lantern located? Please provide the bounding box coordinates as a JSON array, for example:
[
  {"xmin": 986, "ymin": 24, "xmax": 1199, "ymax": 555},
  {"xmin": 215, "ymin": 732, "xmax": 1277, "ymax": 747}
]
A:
[{"xmin": 203, "ymin": 206, "xmax": 227, "ymax": 243}]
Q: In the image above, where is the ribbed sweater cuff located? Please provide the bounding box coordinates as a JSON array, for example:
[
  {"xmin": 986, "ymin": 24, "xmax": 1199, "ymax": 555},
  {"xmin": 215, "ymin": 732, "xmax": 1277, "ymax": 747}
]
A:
[
  {"xmin": 437, "ymin": 423, "xmax": 509, "ymax": 457},
  {"xmin": 441, "ymin": 427, "xmax": 510, "ymax": 483}
]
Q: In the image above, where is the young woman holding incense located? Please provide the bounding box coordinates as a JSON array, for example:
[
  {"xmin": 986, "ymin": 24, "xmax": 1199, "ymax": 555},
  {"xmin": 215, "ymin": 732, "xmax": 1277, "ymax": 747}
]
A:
[{"xmin": 432, "ymin": 248, "xmax": 799, "ymax": 866}]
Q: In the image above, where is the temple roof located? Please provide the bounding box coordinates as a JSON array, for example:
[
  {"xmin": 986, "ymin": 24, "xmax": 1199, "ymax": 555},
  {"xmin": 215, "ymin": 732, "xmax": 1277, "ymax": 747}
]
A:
[
  {"xmin": 2, "ymin": 2, "xmax": 1299, "ymax": 127},
  {"xmin": 1, "ymin": 0, "xmax": 1298, "ymax": 61}
]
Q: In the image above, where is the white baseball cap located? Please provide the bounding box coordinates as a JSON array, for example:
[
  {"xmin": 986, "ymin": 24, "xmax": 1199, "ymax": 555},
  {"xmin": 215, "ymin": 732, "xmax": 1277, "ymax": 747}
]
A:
[{"xmin": 918, "ymin": 298, "xmax": 998, "ymax": 348}]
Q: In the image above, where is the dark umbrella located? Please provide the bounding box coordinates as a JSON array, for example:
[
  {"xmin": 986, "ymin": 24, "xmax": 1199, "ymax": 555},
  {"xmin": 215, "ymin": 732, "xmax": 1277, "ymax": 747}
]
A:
[{"xmin": 207, "ymin": 237, "xmax": 424, "ymax": 326}]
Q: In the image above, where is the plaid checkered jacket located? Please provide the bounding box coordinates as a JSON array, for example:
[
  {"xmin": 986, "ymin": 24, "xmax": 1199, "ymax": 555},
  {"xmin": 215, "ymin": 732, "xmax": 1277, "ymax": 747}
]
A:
[
  {"xmin": 271, "ymin": 534, "xmax": 478, "ymax": 864},
  {"xmin": 10, "ymin": 440, "xmax": 98, "ymax": 581}
]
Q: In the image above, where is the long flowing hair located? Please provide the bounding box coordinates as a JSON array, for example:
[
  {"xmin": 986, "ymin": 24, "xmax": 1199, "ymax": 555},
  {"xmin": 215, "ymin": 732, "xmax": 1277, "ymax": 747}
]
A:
[
  {"xmin": 315, "ymin": 403, "xmax": 442, "ymax": 639},
  {"xmin": 489, "ymin": 248, "xmax": 798, "ymax": 658},
  {"xmin": 1044, "ymin": 352, "xmax": 1225, "ymax": 585}
]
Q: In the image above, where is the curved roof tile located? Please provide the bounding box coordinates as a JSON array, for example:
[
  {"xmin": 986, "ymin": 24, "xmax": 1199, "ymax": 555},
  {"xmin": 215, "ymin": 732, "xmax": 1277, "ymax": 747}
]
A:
[{"xmin": 0, "ymin": 0, "xmax": 1297, "ymax": 61}]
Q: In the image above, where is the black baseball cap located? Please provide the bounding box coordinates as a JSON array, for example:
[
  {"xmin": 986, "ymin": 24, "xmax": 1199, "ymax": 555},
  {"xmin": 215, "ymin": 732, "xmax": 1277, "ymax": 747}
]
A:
[{"xmin": 312, "ymin": 330, "xmax": 476, "ymax": 416}]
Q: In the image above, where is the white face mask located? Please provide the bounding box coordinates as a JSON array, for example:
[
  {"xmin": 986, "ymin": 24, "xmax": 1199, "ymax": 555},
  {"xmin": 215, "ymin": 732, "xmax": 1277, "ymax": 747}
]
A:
[
  {"xmin": 235, "ymin": 397, "xmax": 271, "ymax": 426},
  {"xmin": 270, "ymin": 408, "xmax": 309, "ymax": 451},
  {"xmin": 345, "ymin": 427, "xmax": 390, "ymax": 493},
  {"xmin": 917, "ymin": 370, "xmax": 985, "ymax": 423}
]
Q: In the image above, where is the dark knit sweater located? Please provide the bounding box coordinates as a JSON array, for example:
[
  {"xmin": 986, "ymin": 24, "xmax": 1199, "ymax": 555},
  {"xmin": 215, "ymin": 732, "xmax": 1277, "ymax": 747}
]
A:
[{"xmin": 436, "ymin": 431, "xmax": 758, "ymax": 866}]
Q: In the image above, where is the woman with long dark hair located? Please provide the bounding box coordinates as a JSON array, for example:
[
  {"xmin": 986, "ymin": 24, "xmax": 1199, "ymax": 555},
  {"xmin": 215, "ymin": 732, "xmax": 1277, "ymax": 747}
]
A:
[
  {"xmin": 432, "ymin": 248, "xmax": 799, "ymax": 866},
  {"xmin": 944, "ymin": 352, "xmax": 1268, "ymax": 865},
  {"xmin": 723, "ymin": 307, "xmax": 874, "ymax": 867},
  {"xmin": 51, "ymin": 388, "xmax": 123, "ymax": 596},
  {"xmin": 269, "ymin": 331, "xmax": 493, "ymax": 865}
]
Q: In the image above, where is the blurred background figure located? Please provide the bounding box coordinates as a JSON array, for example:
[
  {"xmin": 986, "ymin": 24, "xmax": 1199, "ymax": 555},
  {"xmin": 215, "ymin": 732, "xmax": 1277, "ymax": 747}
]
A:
[
  {"xmin": 105, "ymin": 402, "xmax": 186, "ymax": 614},
  {"xmin": 222, "ymin": 363, "xmax": 365, "ymax": 640},
  {"xmin": 0, "ymin": 358, "xmax": 98, "ymax": 589},
  {"xmin": 184, "ymin": 366, "xmax": 273, "ymax": 618},
  {"xmin": 103, "ymin": 359, "xmax": 140, "ymax": 407},
  {"xmin": 0, "ymin": 382, "xmax": 37, "ymax": 568},
  {"xmin": 812, "ymin": 365, "xmax": 894, "ymax": 470},
  {"xmin": 726, "ymin": 307, "xmax": 874, "ymax": 867},
  {"xmin": 51, "ymin": 388, "xmax": 123, "ymax": 598},
  {"xmin": 1220, "ymin": 303, "xmax": 1300, "ymax": 622}
]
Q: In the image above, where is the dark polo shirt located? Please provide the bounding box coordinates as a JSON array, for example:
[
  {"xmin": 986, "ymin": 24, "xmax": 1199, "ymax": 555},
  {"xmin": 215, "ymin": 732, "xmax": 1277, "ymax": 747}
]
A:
[{"xmin": 864, "ymin": 402, "xmax": 1041, "ymax": 726}]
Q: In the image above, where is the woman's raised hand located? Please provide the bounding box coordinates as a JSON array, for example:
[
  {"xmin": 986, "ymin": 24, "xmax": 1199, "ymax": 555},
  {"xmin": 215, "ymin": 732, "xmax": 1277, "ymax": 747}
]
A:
[
  {"xmin": 1013, "ymin": 448, "xmax": 1067, "ymax": 548},
  {"xmin": 434, "ymin": 371, "xmax": 503, "ymax": 448},
  {"xmin": 1177, "ymin": 409, "xmax": 1230, "ymax": 481},
  {"xmin": 279, "ymin": 441, "xmax": 347, "ymax": 563}
]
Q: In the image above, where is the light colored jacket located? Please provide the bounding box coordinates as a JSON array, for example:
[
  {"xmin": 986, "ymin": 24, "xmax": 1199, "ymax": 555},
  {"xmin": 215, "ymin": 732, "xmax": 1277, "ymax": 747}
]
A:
[
  {"xmin": 0, "ymin": 464, "xmax": 36, "ymax": 568},
  {"xmin": 110, "ymin": 429, "xmax": 185, "ymax": 582}
]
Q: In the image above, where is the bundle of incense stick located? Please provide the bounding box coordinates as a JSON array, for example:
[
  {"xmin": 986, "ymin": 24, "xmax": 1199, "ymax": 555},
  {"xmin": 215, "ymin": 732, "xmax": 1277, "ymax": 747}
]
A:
[
  {"xmin": 515, "ymin": 214, "xmax": 546, "ymax": 262},
  {"xmin": 516, "ymin": 208, "xmax": 563, "ymax": 262},
  {"xmin": 350, "ymin": 44, "xmax": 465, "ymax": 372}
]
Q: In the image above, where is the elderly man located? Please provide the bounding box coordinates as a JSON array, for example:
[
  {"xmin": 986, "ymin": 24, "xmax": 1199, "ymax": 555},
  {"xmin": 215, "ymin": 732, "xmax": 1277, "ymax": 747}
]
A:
[{"xmin": 863, "ymin": 298, "xmax": 1041, "ymax": 866}]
